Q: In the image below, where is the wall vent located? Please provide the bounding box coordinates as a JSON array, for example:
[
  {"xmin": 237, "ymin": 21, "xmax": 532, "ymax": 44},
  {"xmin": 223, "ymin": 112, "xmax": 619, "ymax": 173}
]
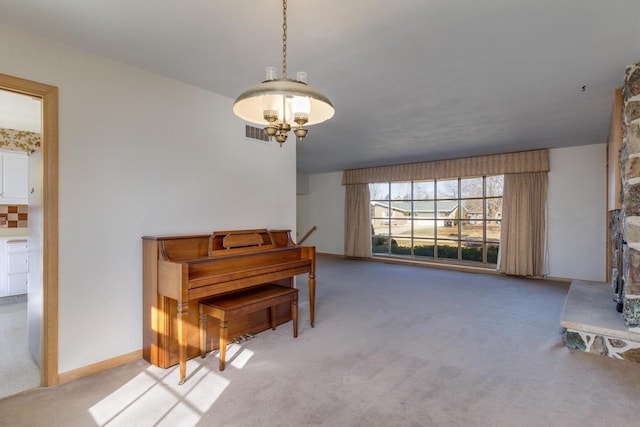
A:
[{"xmin": 245, "ymin": 125, "xmax": 270, "ymax": 142}]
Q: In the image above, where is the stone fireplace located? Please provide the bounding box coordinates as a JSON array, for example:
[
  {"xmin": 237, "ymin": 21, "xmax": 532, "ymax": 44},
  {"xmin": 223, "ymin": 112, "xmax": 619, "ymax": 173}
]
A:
[
  {"xmin": 615, "ymin": 61, "xmax": 640, "ymax": 328},
  {"xmin": 561, "ymin": 61, "xmax": 640, "ymax": 362}
]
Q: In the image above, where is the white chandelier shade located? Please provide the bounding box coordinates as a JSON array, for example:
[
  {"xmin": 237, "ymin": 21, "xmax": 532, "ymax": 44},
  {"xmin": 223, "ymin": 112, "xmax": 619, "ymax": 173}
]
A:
[{"xmin": 233, "ymin": 78, "xmax": 335, "ymax": 127}]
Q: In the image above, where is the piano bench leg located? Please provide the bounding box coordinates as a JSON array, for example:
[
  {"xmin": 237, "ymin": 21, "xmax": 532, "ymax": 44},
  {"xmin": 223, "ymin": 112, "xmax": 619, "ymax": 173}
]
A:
[
  {"xmin": 269, "ymin": 306, "xmax": 277, "ymax": 330},
  {"xmin": 199, "ymin": 307, "xmax": 208, "ymax": 358},
  {"xmin": 292, "ymin": 299, "xmax": 298, "ymax": 338}
]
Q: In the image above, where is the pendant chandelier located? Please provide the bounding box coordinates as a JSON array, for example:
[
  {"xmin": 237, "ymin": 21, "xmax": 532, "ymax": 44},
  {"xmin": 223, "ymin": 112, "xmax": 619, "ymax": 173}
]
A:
[{"xmin": 232, "ymin": 0, "xmax": 335, "ymax": 146}]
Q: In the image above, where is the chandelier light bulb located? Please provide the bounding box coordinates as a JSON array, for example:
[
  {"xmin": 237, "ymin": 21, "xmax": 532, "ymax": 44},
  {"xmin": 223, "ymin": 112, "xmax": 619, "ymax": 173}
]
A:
[{"xmin": 291, "ymin": 96, "xmax": 311, "ymax": 116}]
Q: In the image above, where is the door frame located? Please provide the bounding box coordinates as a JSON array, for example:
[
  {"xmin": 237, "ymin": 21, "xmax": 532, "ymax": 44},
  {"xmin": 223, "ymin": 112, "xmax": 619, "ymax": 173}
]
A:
[{"xmin": 0, "ymin": 73, "xmax": 59, "ymax": 386}]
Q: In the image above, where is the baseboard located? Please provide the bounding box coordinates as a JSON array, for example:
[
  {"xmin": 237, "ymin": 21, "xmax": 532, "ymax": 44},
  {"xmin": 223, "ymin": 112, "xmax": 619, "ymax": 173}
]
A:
[
  {"xmin": 317, "ymin": 252, "xmax": 576, "ymax": 282},
  {"xmin": 543, "ymin": 275, "xmax": 573, "ymax": 283},
  {"xmin": 58, "ymin": 349, "xmax": 142, "ymax": 385},
  {"xmin": 316, "ymin": 252, "xmax": 346, "ymax": 258},
  {"xmin": 0, "ymin": 294, "xmax": 27, "ymax": 305}
]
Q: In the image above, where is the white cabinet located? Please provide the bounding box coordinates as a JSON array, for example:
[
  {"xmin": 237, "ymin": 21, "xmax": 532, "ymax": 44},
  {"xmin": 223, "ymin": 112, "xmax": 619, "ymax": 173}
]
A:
[
  {"xmin": 0, "ymin": 239, "xmax": 28, "ymax": 297},
  {"xmin": 0, "ymin": 151, "xmax": 29, "ymax": 204}
]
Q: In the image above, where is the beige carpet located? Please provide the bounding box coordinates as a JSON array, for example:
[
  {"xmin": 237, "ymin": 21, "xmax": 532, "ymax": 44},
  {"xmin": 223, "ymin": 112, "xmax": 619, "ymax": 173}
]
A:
[{"xmin": 1, "ymin": 255, "xmax": 639, "ymax": 426}]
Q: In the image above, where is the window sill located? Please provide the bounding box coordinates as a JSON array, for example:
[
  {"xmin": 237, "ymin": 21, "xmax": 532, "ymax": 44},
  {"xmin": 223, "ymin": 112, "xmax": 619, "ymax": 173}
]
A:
[{"xmin": 369, "ymin": 254, "xmax": 500, "ymax": 275}]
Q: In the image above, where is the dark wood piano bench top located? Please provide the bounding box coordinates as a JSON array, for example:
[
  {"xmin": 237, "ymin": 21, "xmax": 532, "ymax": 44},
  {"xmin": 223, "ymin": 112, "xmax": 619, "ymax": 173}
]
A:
[
  {"xmin": 199, "ymin": 284, "xmax": 298, "ymax": 318},
  {"xmin": 199, "ymin": 284, "xmax": 299, "ymax": 371}
]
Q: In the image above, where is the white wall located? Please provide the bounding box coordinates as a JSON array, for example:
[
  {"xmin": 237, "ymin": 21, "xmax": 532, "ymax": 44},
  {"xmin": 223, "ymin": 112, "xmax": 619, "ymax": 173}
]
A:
[
  {"xmin": 296, "ymin": 172, "xmax": 344, "ymax": 254},
  {"xmin": 297, "ymin": 145, "xmax": 607, "ymax": 281},
  {"xmin": 0, "ymin": 25, "xmax": 297, "ymax": 374},
  {"xmin": 547, "ymin": 144, "xmax": 606, "ymax": 282},
  {"xmin": 297, "ymin": 173, "xmax": 310, "ymax": 195}
]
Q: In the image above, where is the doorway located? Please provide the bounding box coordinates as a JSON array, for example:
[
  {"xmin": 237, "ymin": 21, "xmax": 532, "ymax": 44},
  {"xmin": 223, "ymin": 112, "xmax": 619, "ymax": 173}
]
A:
[
  {"xmin": 0, "ymin": 73, "xmax": 59, "ymax": 388},
  {"xmin": 0, "ymin": 89, "xmax": 41, "ymax": 398}
]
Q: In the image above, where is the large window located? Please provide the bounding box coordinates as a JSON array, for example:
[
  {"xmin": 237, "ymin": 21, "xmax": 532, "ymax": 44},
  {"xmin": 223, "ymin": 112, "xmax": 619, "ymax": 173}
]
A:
[{"xmin": 370, "ymin": 176, "xmax": 503, "ymax": 265}]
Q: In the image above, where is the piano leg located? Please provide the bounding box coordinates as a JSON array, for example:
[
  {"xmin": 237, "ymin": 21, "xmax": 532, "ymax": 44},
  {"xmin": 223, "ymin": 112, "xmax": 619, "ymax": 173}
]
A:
[
  {"xmin": 309, "ymin": 272, "xmax": 316, "ymax": 328},
  {"xmin": 177, "ymin": 301, "xmax": 188, "ymax": 385}
]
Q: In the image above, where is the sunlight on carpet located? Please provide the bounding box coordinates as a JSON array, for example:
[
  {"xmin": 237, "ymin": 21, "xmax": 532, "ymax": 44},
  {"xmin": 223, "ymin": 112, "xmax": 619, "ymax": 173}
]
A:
[
  {"xmin": 89, "ymin": 345, "xmax": 254, "ymax": 426},
  {"xmin": 228, "ymin": 345, "xmax": 254, "ymax": 369}
]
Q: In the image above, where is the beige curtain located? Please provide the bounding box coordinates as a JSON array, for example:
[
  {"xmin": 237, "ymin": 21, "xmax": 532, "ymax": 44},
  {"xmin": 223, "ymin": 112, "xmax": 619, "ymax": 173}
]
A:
[
  {"xmin": 499, "ymin": 172, "xmax": 548, "ymax": 277},
  {"xmin": 345, "ymin": 183, "xmax": 371, "ymax": 257}
]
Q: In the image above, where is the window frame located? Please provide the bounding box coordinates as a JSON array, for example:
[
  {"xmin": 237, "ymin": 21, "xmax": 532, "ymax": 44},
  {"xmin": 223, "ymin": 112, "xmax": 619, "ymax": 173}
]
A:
[{"xmin": 370, "ymin": 176, "xmax": 503, "ymax": 266}]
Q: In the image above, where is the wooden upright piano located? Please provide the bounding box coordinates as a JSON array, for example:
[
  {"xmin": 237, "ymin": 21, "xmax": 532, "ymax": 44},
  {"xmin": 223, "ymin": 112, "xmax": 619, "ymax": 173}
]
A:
[{"xmin": 142, "ymin": 229, "xmax": 316, "ymax": 383}]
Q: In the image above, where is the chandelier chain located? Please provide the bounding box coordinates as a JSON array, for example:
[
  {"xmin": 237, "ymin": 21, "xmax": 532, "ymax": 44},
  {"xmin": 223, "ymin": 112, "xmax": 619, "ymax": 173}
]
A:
[{"xmin": 282, "ymin": 0, "xmax": 287, "ymax": 78}]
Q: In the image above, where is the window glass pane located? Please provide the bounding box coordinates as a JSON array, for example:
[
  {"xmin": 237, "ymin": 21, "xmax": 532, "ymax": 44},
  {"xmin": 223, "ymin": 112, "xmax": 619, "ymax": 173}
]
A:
[
  {"xmin": 461, "ymin": 177, "xmax": 483, "ymax": 198},
  {"xmin": 486, "ymin": 175, "xmax": 504, "ymax": 197},
  {"xmin": 414, "ymin": 181, "xmax": 434, "ymax": 200},
  {"xmin": 413, "ymin": 200, "xmax": 436, "ymax": 219},
  {"xmin": 390, "ymin": 236, "xmax": 411, "ymax": 256},
  {"xmin": 460, "ymin": 220, "xmax": 483, "ymax": 243},
  {"xmin": 390, "ymin": 182, "xmax": 411, "ymax": 200},
  {"xmin": 372, "ymin": 234, "xmax": 390, "ymax": 254},
  {"xmin": 413, "ymin": 239, "xmax": 434, "ymax": 258},
  {"xmin": 436, "ymin": 221, "xmax": 458, "ymax": 240},
  {"xmin": 487, "ymin": 244, "xmax": 499, "ymax": 264},
  {"xmin": 437, "ymin": 240, "xmax": 459, "ymax": 259},
  {"xmin": 390, "ymin": 221, "xmax": 411, "ymax": 237},
  {"xmin": 487, "ymin": 220, "xmax": 501, "ymax": 242},
  {"xmin": 390, "ymin": 201, "xmax": 411, "ymax": 221},
  {"xmin": 371, "ymin": 217, "xmax": 389, "ymax": 237},
  {"xmin": 436, "ymin": 200, "xmax": 459, "ymax": 219},
  {"xmin": 437, "ymin": 179, "xmax": 458, "ymax": 199},
  {"xmin": 461, "ymin": 241, "xmax": 483, "ymax": 262},
  {"xmin": 460, "ymin": 199, "xmax": 483, "ymax": 221},
  {"xmin": 486, "ymin": 198, "xmax": 502, "ymax": 220},
  {"xmin": 371, "ymin": 201, "xmax": 389, "ymax": 219},
  {"xmin": 413, "ymin": 219, "xmax": 435, "ymax": 238},
  {"xmin": 370, "ymin": 183, "xmax": 389, "ymax": 200}
]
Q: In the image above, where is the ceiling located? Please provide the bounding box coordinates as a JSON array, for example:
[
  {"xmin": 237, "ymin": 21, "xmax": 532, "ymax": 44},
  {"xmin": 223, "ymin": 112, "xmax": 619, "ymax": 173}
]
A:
[{"xmin": 1, "ymin": 0, "xmax": 638, "ymax": 174}]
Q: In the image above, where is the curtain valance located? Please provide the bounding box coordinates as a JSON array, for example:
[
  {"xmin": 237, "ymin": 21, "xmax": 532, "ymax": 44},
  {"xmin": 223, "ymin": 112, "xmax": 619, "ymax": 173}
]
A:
[
  {"xmin": 0, "ymin": 127, "xmax": 41, "ymax": 152},
  {"xmin": 341, "ymin": 149, "xmax": 549, "ymax": 185}
]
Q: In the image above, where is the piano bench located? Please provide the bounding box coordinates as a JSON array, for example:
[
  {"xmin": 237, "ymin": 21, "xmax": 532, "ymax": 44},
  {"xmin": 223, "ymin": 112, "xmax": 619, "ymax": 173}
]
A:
[{"xmin": 198, "ymin": 284, "xmax": 299, "ymax": 371}]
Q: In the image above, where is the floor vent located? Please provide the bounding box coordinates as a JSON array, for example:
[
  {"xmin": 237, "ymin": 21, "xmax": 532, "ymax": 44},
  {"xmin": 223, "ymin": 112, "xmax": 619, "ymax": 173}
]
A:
[{"xmin": 245, "ymin": 125, "xmax": 269, "ymax": 142}]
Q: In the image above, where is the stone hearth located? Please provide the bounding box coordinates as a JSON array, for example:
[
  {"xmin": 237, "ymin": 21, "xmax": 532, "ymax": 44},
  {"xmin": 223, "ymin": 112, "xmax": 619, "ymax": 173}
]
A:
[{"xmin": 561, "ymin": 280, "xmax": 640, "ymax": 362}]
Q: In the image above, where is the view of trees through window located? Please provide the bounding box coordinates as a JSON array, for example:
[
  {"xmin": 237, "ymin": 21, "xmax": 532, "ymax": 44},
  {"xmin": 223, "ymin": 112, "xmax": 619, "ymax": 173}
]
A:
[{"xmin": 370, "ymin": 176, "xmax": 504, "ymax": 265}]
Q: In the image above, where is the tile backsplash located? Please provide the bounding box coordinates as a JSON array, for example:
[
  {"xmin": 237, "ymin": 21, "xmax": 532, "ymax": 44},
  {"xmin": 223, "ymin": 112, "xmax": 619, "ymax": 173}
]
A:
[{"xmin": 0, "ymin": 205, "xmax": 28, "ymax": 228}]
